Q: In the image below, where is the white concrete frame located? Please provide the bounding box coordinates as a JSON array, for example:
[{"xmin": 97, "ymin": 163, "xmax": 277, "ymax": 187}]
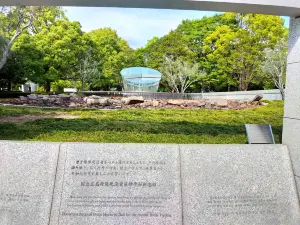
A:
[
  {"xmin": 1, "ymin": 0, "xmax": 300, "ymax": 195},
  {"xmin": 0, "ymin": 0, "xmax": 300, "ymax": 16}
]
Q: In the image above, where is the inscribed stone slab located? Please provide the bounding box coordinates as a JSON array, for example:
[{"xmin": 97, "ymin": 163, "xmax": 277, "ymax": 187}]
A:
[
  {"xmin": 180, "ymin": 144, "xmax": 300, "ymax": 225},
  {"xmin": 50, "ymin": 143, "xmax": 181, "ymax": 225},
  {"xmin": 0, "ymin": 141, "xmax": 60, "ymax": 225}
]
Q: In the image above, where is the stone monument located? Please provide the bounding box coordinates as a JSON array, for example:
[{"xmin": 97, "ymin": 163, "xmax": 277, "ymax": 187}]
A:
[
  {"xmin": 0, "ymin": 141, "xmax": 60, "ymax": 225},
  {"xmin": 1, "ymin": 141, "xmax": 299, "ymax": 224},
  {"xmin": 49, "ymin": 143, "xmax": 182, "ymax": 225},
  {"xmin": 181, "ymin": 144, "xmax": 300, "ymax": 225}
]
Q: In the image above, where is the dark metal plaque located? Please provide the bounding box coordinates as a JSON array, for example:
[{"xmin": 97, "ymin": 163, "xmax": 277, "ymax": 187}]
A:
[{"xmin": 245, "ymin": 124, "xmax": 275, "ymax": 144}]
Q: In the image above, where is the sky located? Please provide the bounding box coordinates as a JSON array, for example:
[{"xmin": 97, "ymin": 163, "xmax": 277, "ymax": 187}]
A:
[{"xmin": 64, "ymin": 7, "xmax": 290, "ymax": 49}]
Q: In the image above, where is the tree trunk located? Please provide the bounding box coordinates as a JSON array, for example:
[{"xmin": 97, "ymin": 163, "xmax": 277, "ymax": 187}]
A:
[
  {"xmin": 7, "ymin": 82, "xmax": 12, "ymax": 91},
  {"xmin": 201, "ymin": 80, "xmax": 205, "ymax": 93},
  {"xmin": 0, "ymin": 31, "xmax": 22, "ymax": 71},
  {"xmin": 181, "ymin": 86, "xmax": 185, "ymax": 94},
  {"xmin": 279, "ymin": 88, "xmax": 285, "ymax": 100},
  {"xmin": 81, "ymin": 80, "xmax": 85, "ymax": 91},
  {"xmin": 238, "ymin": 75, "xmax": 248, "ymax": 91},
  {"xmin": 45, "ymin": 81, "xmax": 51, "ymax": 92}
]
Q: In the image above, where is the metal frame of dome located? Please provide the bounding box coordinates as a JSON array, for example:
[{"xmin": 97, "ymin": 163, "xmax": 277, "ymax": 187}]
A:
[{"xmin": 120, "ymin": 67, "xmax": 162, "ymax": 92}]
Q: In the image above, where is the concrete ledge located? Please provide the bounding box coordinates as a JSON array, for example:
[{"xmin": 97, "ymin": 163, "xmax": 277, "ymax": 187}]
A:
[{"xmin": 1, "ymin": 0, "xmax": 300, "ymax": 16}]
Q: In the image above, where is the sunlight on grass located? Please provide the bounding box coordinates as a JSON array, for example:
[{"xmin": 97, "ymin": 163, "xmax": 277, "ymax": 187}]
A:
[{"xmin": 0, "ymin": 101, "xmax": 284, "ymax": 144}]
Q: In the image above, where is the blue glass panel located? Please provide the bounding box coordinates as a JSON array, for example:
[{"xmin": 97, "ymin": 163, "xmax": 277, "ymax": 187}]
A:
[{"xmin": 120, "ymin": 67, "xmax": 162, "ymax": 92}]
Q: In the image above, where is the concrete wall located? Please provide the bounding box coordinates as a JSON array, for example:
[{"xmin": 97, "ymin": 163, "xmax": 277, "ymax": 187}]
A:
[
  {"xmin": 202, "ymin": 89, "xmax": 283, "ymax": 100},
  {"xmin": 2, "ymin": 0, "xmax": 300, "ymax": 16},
  {"xmin": 282, "ymin": 17, "xmax": 300, "ymax": 198},
  {"xmin": 82, "ymin": 89, "xmax": 282, "ymax": 100}
]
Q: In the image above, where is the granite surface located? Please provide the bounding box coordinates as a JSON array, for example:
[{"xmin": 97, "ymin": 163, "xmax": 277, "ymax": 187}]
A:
[
  {"xmin": 296, "ymin": 176, "xmax": 300, "ymax": 199},
  {"xmin": 1, "ymin": 142, "xmax": 300, "ymax": 225},
  {"xmin": 0, "ymin": 141, "xmax": 60, "ymax": 225},
  {"xmin": 283, "ymin": 16, "xmax": 300, "ymax": 206},
  {"xmin": 284, "ymin": 62, "xmax": 300, "ymax": 120},
  {"xmin": 282, "ymin": 118, "xmax": 300, "ymax": 177},
  {"xmin": 180, "ymin": 144, "xmax": 300, "ymax": 225},
  {"xmin": 287, "ymin": 18, "xmax": 300, "ymax": 64},
  {"xmin": 50, "ymin": 143, "xmax": 182, "ymax": 225}
]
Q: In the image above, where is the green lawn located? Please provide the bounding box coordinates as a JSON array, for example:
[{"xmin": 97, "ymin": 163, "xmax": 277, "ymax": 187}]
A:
[{"xmin": 0, "ymin": 101, "xmax": 284, "ymax": 143}]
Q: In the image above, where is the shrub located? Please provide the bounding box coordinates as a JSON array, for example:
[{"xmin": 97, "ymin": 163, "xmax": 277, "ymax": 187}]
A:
[{"xmin": 0, "ymin": 91, "xmax": 29, "ymax": 99}]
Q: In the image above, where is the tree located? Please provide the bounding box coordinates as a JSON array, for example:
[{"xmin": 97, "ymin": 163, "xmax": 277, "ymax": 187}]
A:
[
  {"xmin": 77, "ymin": 50, "xmax": 102, "ymax": 91},
  {"xmin": 0, "ymin": 35, "xmax": 6, "ymax": 56},
  {"xmin": 133, "ymin": 47, "xmax": 146, "ymax": 67},
  {"xmin": 0, "ymin": 31, "xmax": 45, "ymax": 90},
  {"xmin": 262, "ymin": 39, "xmax": 288, "ymax": 100},
  {"xmin": 0, "ymin": 6, "xmax": 64, "ymax": 71},
  {"xmin": 88, "ymin": 28, "xmax": 134, "ymax": 90},
  {"xmin": 175, "ymin": 14, "xmax": 237, "ymax": 63},
  {"xmin": 143, "ymin": 31, "xmax": 194, "ymax": 71},
  {"xmin": 161, "ymin": 56, "xmax": 206, "ymax": 93},
  {"xmin": 33, "ymin": 20, "xmax": 87, "ymax": 91},
  {"xmin": 0, "ymin": 51, "xmax": 26, "ymax": 90},
  {"xmin": 204, "ymin": 14, "xmax": 287, "ymax": 91}
]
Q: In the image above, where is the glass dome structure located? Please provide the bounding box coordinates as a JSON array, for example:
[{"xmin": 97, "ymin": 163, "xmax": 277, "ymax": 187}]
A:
[{"xmin": 120, "ymin": 67, "xmax": 162, "ymax": 92}]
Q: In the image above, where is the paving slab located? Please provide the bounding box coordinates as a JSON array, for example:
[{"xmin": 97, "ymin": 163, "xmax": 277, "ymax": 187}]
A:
[{"xmin": 50, "ymin": 143, "xmax": 182, "ymax": 225}]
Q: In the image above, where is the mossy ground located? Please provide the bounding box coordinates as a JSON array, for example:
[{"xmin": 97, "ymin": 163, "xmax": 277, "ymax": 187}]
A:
[{"xmin": 0, "ymin": 101, "xmax": 283, "ymax": 143}]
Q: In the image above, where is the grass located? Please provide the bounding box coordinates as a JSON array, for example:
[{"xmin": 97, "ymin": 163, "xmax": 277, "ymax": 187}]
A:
[{"xmin": 0, "ymin": 101, "xmax": 284, "ymax": 143}]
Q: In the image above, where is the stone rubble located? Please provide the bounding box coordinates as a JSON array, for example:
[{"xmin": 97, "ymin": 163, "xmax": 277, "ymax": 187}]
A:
[{"xmin": 0, "ymin": 94, "xmax": 266, "ymax": 110}]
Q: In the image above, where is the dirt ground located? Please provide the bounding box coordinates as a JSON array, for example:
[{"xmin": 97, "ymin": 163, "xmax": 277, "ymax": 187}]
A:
[{"xmin": 0, "ymin": 114, "xmax": 79, "ymax": 123}]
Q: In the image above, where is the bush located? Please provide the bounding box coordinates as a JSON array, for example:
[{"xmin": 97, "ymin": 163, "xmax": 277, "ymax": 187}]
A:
[
  {"xmin": 51, "ymin": 80, "xmax": 83, "ymax": 93},
  {"xmin": 0, "ymin": 91, "xmax": 29, "ymax": 99}
]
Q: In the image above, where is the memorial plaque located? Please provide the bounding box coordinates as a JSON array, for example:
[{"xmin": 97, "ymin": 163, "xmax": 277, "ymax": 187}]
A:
[
  {"xmin": 0, "ymin": 141, "xmax": 60, "ymax": 225},
  {"xmin": 180, "ymin": 145, "xmax": 300, "ymax": 225},
  {"xmin": 245, "ymin": 124, "xmax": 275, "ymax": 144},
  {"xmin": 50, "ymin": 143, "xmax": 182, "ymax": 225}
]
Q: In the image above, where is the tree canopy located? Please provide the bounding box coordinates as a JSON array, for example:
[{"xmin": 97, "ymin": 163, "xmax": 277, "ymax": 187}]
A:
[
  {"xmin": 0, "ymin": 8, "xmax": 288, "ymax": 93},
  {"xmin": 87, "ymin": 28, "xmax": 135, "ymax": 90}
]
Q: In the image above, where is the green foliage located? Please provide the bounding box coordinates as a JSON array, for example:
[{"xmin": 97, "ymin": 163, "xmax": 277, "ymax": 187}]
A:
[
  {"xmin": 175, "ymin": 14, "xmax": 237, "ymax": 63},
  {"xmin": 143, "ymin": 31, "xmax": 194, "ymax": 71},
  {"xmin": 161, "ymin": 56, "xmax": 206, "ymax": 93},
  {"xmin": 0, "ymin": 35, "xmax": 6, "ymax": 55},
  {"xmin": 0, "ymin": 8, "xmax": 289, "ymax": 93},
  {"xmin": 0, "ymin": 6, "xmax": 65, "ymax": 71},
  {"xmin": 0, "ymin": 91, "xmax": 28, "ymax": 98},
  {"xmin": 87, "ymin": 28, "xmax": 134, "ymax": 90},
  {"xmin": 132, "ymin": 48, "xmax": 146, "ymax": 67},
  {"xmin": 0, "ymin": 101, "xmax": 283, "ymax": 143},
  {"xmin": 262, "ymin": 38, "xmax": 288, "ymax": 99},
  {"xmin": 203, "ymin": 14, "xmax": 287, "ymax": 91},
  {"xmin": 33, "ymin": 20, "xmax": 87, "ymax": 91},
  {"xmin": 51, "ymin": 80, "xmax": 82, "ymax": 92},
  {"xmin": 0, "ymin": 7, "xmax": 69, "ymax": 90},
  {"xmin": 31, "ymin": 7, "xmax": 66, "ymax": 33},
  {"xmin": 76, "ymin": 50, "xmax": 101, "ymax": 91},
  {"xmin": 10, "ymin": 32, "xmax": 44, "ymax": 81},
  {"xmin": 0, "ymin": 52, "xmax": 26, "ymax": 89}
]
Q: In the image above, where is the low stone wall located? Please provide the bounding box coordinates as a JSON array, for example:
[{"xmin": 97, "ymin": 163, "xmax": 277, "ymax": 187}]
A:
[
  {"xmin": 0, "ymin": 94, "xmax": 265, "ymax": 110},
  {"xmin": 80, "ymin": 89, "xmax": 283, "ymax": 101},
  {"xmin": 203, "ymin": 89, "xmax": 283, "ymax": 100}
]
